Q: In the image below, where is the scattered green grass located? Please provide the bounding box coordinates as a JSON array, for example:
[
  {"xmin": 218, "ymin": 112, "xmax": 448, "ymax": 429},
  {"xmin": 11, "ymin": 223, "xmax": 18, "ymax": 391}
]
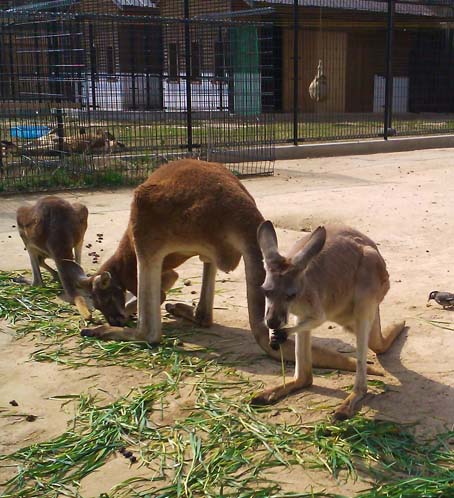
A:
[
  {"xmin": 357, "ymin": 476, "xmax": 454, "ymax": 498},
  {"xmin": 1, "ymin": 270, "xmax": 454, "ymax": 497}
]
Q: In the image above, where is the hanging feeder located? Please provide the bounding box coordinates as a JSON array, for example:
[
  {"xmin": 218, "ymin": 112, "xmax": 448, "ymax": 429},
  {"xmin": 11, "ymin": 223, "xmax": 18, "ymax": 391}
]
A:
[
  {"xmin": 308, "ymin": 7, "xmax": 328, "ymax": 103},
  {"xmin": 308, "ymin": 59, "xmax": 328, "ymax": 103}
]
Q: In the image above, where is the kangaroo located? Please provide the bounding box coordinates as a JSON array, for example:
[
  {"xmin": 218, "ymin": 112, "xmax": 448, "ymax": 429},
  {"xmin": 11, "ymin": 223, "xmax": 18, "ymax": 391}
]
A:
[
  {"xmin": 253, "ymin": 221, "xmax": 406, "ymax": 419},
  {"xmin": 68, "ymin": 159, "xmax": 381, "ymax": 372},
  {"xmin": 16, "ymin": 196, "xmax": 91, "ymax": 320},
  {"xmin": 28, "ymin": 128, "xmax": 125, "ymax": 156}
]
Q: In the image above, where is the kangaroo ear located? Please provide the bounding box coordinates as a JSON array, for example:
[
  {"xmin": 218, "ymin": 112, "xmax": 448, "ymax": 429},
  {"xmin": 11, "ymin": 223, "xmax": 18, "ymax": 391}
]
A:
[
  {"xmin": 257, "ymin": 220, "xmax": 283, "ymax": 264},
  {"xmin": 93, "ymin": 271, "xmax": 112, "ymax": 290},
  {"xmin": 292, "ymin": 226, "xmax": 326, "ymax": 271}
]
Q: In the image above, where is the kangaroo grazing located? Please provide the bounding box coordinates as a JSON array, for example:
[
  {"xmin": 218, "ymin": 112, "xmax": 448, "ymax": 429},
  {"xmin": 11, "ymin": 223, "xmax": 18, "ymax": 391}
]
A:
[
  {"xmin": 16, "ymin": 196, "xmax": 91, "ymax": 320},
  {"xmin": 253, "ymin": 221, "xmax": 406, "ymax": 419},
  {"xmin": 66, "ymin": 159, "xmax": 377, "ymax": 373}
]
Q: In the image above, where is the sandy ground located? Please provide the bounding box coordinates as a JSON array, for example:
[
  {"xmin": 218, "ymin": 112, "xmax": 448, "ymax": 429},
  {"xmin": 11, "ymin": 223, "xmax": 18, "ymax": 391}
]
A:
[{"xmin": 1, "ymin": 149, "xmax": 454, "ymax": 496}]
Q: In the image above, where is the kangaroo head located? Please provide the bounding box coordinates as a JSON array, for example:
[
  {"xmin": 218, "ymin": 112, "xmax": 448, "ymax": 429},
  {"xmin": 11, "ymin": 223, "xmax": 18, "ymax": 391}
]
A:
[
  {"xmin": 90, "ymin": 270, "xmax": 127, "ymax": 326},
  {"xmin": 60, "ymin": 260, "xmax": 127, "ymax": 326},
  {"xmin": 257, "ymin": 221, "xmax": 326, "ymax": 331}
]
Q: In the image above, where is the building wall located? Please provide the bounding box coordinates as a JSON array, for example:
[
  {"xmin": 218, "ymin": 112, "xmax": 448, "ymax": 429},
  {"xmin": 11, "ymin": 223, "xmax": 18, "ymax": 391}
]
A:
[
  {"xmin": 282, "ymin": 28, "xmax": 347, "ymax": 113},
  {"xmin": 346, "ymin": 30, "xmax": 415, "ymax": 113}
]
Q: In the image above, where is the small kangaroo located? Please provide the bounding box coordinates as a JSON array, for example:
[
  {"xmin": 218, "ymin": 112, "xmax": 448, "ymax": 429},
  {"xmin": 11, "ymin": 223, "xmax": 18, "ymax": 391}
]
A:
[
  {"xmin": 253, "ymin": 221, "xmax": 406, "ymax": 420},
  {"xmin": 16, "ymin": 196, "xmax": 91, "ymax": 319},
  {"xmin": 67, "ymin": 159, "xmax": 379, "ymax": 373}
]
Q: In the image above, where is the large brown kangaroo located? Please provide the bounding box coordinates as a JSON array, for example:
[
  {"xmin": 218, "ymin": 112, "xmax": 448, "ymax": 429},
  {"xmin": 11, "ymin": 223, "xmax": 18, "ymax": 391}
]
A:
[{"xmin": 66, "ymin": 159, "xmax": 379, "ymax": 372}]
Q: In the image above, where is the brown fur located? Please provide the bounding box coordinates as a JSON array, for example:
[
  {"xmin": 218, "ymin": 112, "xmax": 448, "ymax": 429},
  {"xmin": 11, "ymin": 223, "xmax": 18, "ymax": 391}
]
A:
[
  {"xmin": 254, "ymin": 221, "xmax": 406, "ymax": 419},
  {"xmin": 27, "ymin": 129, "xmax": 125, "ymax": 156},
  {"xmin": 77, "ymin": 159, "xmax": 379, "ymax": 372},
  {"xmin": 16, "ymin": 196, "xmax": 91, "ymax": 319}
]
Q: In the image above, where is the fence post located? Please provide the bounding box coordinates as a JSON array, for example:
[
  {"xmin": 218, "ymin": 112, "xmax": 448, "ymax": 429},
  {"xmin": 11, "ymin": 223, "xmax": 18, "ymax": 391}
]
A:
[
  {"xmin": 8, "ymin": 26, "xmax": 16, "ymax": 100},
  {"xmin": 184, "ymin": 0, "xmax": 193, "ymax": 153},
  {"xmin": 130, "ymin": 27, "xmax": 137, "ymax": 110},
  {"xmin": 384, "ymin": 0, "xmax": 395, "ymax": 140},
  {"xmin": 88, "ymin": 23, "xmax": 97, "ymax": 110},
  {"xmin": 56, "ymin": 108, "xmax": 65, "ymax": 156},
  {"xmin": 293, "ymin": 0, "xmax": 299, "ymax": 145}
]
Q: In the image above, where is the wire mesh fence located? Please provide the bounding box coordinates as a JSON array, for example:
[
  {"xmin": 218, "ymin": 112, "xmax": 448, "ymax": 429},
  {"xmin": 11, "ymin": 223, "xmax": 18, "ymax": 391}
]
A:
[{"xmin": 1, "ymin": 0, "xmax": 454, "ymax": 193}]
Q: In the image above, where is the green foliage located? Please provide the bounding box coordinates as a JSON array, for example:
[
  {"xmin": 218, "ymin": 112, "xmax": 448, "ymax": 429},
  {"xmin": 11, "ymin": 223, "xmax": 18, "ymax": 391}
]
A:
[{"xmin": 1, "ymin": 271, "xmax": 454, "ymax": 498}]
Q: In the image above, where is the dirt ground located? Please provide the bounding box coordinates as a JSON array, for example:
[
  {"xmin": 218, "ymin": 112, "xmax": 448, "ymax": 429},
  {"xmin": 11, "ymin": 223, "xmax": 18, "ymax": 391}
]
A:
[{"xmin": 1, "ymin": 148, "xmax": 454, "ymax": 496}]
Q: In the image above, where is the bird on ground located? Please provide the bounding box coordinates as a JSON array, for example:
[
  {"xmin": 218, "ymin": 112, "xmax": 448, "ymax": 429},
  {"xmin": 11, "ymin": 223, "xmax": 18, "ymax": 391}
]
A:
[{"xmin": 428, "ymin": 291, "xmax": 454, "ymax": 309}]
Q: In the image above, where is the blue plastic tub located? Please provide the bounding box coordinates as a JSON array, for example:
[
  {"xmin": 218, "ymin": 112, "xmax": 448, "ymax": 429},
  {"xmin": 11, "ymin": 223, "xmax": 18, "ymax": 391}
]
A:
[{"xmin": 10, "ymin": 125, "xmax": 51, "ymax": 139}]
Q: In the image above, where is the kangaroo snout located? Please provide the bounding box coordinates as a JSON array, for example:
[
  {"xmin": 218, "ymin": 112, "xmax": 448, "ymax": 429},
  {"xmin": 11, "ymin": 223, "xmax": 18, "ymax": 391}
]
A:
[{"xmin": 266, "ymin": 313, "xmax": 286, "ymax": 330}]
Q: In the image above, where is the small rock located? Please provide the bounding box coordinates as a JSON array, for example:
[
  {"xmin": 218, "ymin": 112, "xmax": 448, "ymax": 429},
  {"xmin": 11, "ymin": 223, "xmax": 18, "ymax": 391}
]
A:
[
  {"xmin": 26, "ymin": 415, "xmax": 37, "ymax": 422},
  {"xmin": 183, "ymin": 279, "xmax": 192, "ymax": 286},
  {"xmin": 130, "ymin": 456, "xmax": 137, "ymax": 464},
  {"xmin": 123, "ymin": 451, "xmax": 133, "ymax": 458},
  {"xmin": 9, "ymin": 400, "xmax": 18, "ymax": 407},
  {"xmin": 191, "ymin": 290, "xmax": 197, "ymax": 294},
  {"xmin": 11, "ymin": 225, "xmax": 16, "ymax": 228},
  {"xmin": 86, "ymin": 244, "xmax": 92, "ymax": 248},
  {"xmin": 7, "ymin": 235, "xmax": 11, "ymax": 238}
]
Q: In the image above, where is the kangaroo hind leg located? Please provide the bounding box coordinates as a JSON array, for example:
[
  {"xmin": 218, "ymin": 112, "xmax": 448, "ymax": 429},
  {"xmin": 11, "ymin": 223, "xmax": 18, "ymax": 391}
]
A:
[{"xmin": 165, "ymin": 262, "xmax": 216, "ymax": 327}]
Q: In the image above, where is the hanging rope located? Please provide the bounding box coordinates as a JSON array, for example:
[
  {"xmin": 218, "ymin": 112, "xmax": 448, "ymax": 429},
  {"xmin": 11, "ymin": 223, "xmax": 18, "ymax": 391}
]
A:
[{"xmin": 308, "ymin": 7, "xmax": 328, "ymax": 103}]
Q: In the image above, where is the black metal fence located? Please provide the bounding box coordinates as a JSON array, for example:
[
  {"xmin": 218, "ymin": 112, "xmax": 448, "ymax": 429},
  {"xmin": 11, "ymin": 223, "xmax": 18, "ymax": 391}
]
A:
[{"xmin": 1, "ymin": 0, "xmax": 454, "ymax": 193}]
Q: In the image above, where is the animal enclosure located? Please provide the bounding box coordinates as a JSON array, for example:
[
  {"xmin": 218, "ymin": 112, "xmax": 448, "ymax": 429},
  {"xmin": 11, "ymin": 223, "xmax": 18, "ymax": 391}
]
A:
[{"xmin": 1, "ymin": 0, "xmax": 454, "ymax": 193}]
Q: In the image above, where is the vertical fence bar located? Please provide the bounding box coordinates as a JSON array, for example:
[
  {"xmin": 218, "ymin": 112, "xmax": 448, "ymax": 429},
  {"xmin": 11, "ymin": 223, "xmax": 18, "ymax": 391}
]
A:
[
  {"xmin": 184, "ymin": 0, "xmax": 193, "ymax": 152},
  {"xmin": 293, "ymin": 0, "xmax": 299, "ymax": 145},
  {"xmin": 0, "ymin": 18, "xmax": 3, "ymax": 170},
  {"xmin": 8, "ymin": 26, "xmax": 16, "ymax": 100},
  {"xmin": 384, "ymin": 0, "xmax": 395, "ymax": 140},
  {"xmin": 88, "ymin": 23, "xmax": 97, "ymax": 109},
  {"xmin": 56, "ymin": 108, "xmax": 65, "ymax": 156},
  {"xmin": 130, "ymin": 26, "xmax": 137, "ymax": 110},
  {"xmin": 34, "ymin": 24, "xmax": 42, "ymax": 103}
]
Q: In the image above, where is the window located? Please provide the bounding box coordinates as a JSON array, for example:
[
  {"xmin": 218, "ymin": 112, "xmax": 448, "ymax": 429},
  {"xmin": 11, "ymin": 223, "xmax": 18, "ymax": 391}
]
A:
[
  {"xmin": 191, "ymin": 41, "xmax": 201, "ymax": 79},
  {"xmin": 106, "ymin": 46, "xmax": 115, "ymax": 76},
  {"xmin": 168, "ymin": 43, "xmax": 178, "ymax": 80}
]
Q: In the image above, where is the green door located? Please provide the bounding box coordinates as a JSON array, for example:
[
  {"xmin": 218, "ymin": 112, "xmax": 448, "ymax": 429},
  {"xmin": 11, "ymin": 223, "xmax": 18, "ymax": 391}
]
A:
[{"xmin": 231, "ymin": 26, "xmax": 261, "ymax": 116}]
